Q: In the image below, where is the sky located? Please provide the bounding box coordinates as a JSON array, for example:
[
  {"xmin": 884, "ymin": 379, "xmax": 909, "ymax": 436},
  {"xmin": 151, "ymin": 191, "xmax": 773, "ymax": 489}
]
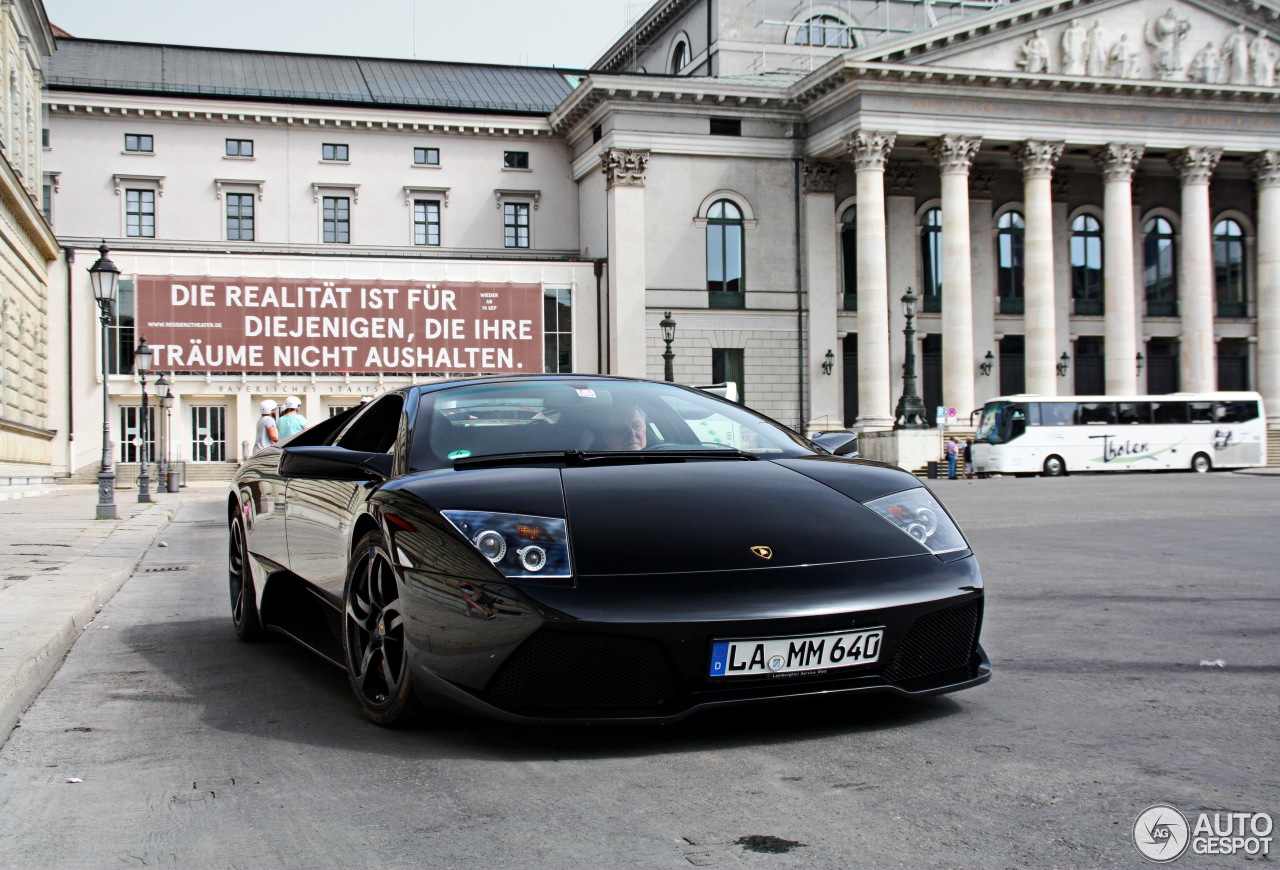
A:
[{"xmin": 42, "ymin": 0, "xmax": 646, "ymax": 69}]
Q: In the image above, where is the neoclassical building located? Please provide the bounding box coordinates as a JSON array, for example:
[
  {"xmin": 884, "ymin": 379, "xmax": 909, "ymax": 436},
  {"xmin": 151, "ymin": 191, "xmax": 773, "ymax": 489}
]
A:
[
  {"xmin": 41, "ymin": 0, "xmax": 1280, "ymax": 481},
  {"xmin": 0, "ymin": 1, "xmax": 58, "ymax": 488}
]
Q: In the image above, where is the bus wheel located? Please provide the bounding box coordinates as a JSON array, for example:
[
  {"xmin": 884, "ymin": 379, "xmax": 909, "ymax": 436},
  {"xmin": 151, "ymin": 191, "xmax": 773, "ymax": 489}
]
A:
[
  {"xmin": 1042, "ymin": 455, "xmax": 1066, "ymax": 477},
  {"xmin": 1191, "ymin": 453, "xmax": 1212, "ymax": 473}
]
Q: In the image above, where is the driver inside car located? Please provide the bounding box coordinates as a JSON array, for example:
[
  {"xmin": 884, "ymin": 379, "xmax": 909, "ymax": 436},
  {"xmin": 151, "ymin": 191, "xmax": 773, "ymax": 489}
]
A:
[{"xmin": 596, "ymin": 403, "xmax": 648, "ymax": 451}]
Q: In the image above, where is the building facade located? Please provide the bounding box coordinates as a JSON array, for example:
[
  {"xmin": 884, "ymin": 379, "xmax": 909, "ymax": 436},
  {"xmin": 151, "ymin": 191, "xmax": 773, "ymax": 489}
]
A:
[
  {"xmin": 42, "ymin": 0, "xmax": 1280, "ymax": 482},
  {"xmin": 0, "ymin": 0, "xmax": 58, "ymax": 487}
]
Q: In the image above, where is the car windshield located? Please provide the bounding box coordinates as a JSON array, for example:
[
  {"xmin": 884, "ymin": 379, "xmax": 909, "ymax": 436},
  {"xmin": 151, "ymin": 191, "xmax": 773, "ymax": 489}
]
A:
[{"xmin": 409, "ymin": 379, "xmax": 814, "ymax": 470}]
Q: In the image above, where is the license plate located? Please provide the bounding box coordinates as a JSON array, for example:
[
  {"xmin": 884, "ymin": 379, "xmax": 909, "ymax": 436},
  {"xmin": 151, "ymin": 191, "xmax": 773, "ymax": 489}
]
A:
[{"xmin": 708, "ymin": 628, "xmax": 884, "ymax": 677}]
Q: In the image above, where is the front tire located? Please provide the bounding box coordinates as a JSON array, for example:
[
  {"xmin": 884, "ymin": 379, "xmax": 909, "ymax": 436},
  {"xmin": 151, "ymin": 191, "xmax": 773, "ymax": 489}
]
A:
[
  {"xmin": 229, "ymin": 510, "xmax": 265, "ymax": 641},
  {"xmin": 1191, "ymin": 452, "xmax": 1212, "ymax": 473},
  {"xmin": 343, "ymin": 531, "xmax": 422, "ymax": 726},
  {"xmin": 1042, "ymin": 455, "xmax": 1066, "ymax": 477}
]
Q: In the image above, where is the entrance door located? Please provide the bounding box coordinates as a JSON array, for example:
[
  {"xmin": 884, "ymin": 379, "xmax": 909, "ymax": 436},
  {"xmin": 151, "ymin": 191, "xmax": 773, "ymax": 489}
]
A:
[
  {"xmin": 1074, "ymin": 336, "xmax": 1104, "ymax": 395},
  {"xmin": 998, "ymin": 335, "xmax": 1026, "ymax": 396},
  {"xmin": 841, "ymin": 334, "xmax": 858, "ymax": 426},
  {"xmin": 119, "ymin": 406, "xmax": 157, "ymax": 463},
  {"xmin": 191, "ymin": 406, "xmax": 227, "ymax": 462},
  {"xmin": 922, "ymin": 335, "xmax": 942, "ymax": 426},
  {"xmin": 1146, "ymin": 338, "xmax": 1180, "ymax": 394},
  {"xmin": 1217, "ymin": 338, "xmax": 1249, "ymax": 390}
]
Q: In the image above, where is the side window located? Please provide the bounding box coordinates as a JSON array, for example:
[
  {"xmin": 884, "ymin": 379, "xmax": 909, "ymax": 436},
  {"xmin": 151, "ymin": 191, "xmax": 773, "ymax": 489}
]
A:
[
  {"xmin": 1152, "ymin": 401, "xmax": 1188, "ymax": 424},
  {"xmin": 1075, "ymin": 402, "xmax": 1116, "ymax": 425},
  {"xmin": 1038, "ymin": 403, "xmax": 1077, "ymax": 426},
  {"xmin": 1214, "ymin": 401, "xmax": 1258, "ymax": 423},
  {"xmin": 1116, "ymin": 402, "xmax": 1151, "ymax": 424},
  {"xmin": 1187, "ymin": 402, "xmax": 1213, "ymax": 423},
  {"xmin": 336, "ymin": 396, "xmax": 404, "ymax": 453}
]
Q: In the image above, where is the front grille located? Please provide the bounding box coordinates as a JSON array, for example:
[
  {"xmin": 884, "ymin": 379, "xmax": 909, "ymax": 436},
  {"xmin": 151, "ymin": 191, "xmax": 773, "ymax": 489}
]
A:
[
  {"xmin": 484, "ymin": 632, "xmax": 679, "ymax": 710},
  {"xmin": 881, "ymin": 600, "xmax": 980, "ymax": 685}
]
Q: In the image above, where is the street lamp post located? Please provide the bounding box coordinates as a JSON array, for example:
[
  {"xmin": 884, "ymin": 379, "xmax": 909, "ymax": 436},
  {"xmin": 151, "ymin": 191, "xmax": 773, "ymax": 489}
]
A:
[
  {"xmin": 155, "ymin": 373, "xmax": 169, "ymax": 493},
  {"xmin": 162, "ymin": 389, "xmax": 175, "ymax": 491},
  {"xmin": 893, "ymin": 289, "xmax": 930, "ymax": 430},
  {"xmin": 89, "ymin": 243, "xmax": 121, "ymax": 520},
  {"xmin": 660, "ymin": 311, "xmax": 677, "ymax": 382},
  {"xmin": 134, "ymin": 336, "xmax": 154, "ymax": 503}
]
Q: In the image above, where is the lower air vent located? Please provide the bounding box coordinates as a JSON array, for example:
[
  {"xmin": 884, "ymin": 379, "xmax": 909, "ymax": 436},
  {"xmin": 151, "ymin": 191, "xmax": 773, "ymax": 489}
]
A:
[
  {"xmin": 485, "ymin": 632, "xmax": 679, "ymax": 710},
  {"xmin": 881, "ymin": 600, "xmax": 980, "ymax": 685}
]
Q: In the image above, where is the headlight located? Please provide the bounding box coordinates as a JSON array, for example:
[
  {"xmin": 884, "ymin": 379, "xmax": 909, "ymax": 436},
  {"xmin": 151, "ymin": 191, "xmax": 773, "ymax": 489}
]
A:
[
  {"xmin": 441, "ymin": 510, "xmax": 571, "ymax": 579},
  {"xmin": 864, "ymin": 488, "xmax": 968, "ymax": 555}
]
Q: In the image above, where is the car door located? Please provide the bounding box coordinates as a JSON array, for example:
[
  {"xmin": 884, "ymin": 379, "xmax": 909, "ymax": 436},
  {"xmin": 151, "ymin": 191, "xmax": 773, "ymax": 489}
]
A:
[{"xmin": 285, "ymin": 394, "xmax": 405, "ymax": 601}]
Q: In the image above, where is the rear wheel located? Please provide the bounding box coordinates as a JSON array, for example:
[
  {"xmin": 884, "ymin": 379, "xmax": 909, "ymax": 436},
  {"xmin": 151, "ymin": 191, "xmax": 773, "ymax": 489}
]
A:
[
  {"xmin": 343, "ymin": 531, "xmax": 422, "ymax": 726},
  {"xmin": 1042, "ymin": 455, "xmax": 1066, "ymax": 477},
  {"xmin": 1191, "ymin": 452, "xmax": 1212, "ymax": 473},
  {"xmin": 229, "ymin": 510, "xmax": 265, "ymax": 641}
]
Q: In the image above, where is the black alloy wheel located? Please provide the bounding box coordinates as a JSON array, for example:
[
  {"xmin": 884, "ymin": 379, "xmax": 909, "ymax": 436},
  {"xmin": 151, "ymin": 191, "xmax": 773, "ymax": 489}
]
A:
[
  {"xmin": 343, "ymin": 531, "xmax": 422, "ymax": 726},
  {"xmin": 1191, "ymin": 452, "xmax": 1212, "ymax": 473},
  {"xmin": 229, "ymin": 510, "xmax": 265, "ymax": 641},
  {"xmin": 1042, "ymin": 455, "xmax": 1066, "ymax": 477}
]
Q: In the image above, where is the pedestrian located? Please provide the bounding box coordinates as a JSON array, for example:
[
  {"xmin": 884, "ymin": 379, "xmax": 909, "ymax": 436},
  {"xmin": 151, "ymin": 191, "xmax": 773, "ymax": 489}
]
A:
[
  {"xmin": 254, "ymin": 399, "xmax": 279, "ymax": 453},
  {"xmin": 276, "ymin": 395, "xmax": 309, "ymax": 440},
  {"xmin": 945, "ymin": 436, "xmax": 959, "ymax": 479},
  {"xmin": 963, "ymin": 437, "xmax": 974, "ymax": 479}
]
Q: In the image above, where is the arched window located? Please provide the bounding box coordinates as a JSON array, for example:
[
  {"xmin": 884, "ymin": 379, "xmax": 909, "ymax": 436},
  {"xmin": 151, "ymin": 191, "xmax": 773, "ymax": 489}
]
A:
[
  {"xmin": 795, "ymin": 15, "xmax": 853, "ymax": 48},
  {"xmin": 1144, "ymin": 217, "xmax": 1177, "ymax": 316},
  {"xmin": 671, "ymin": 40, "xmax": 689, "ymax": 74},
  {"xmin": 997, "ymin": 211, "xmax": 1025, "ymax": 314},
  {"xmin": 920, "ymin": 208, "xmax": 942, "ymax": 312},
  {"xmin": 707, "ymin": 199, "xmax": 745, "ymax": 308},
  {"xmin": 1214, "ymin": 218, "xmax": 1246, "ymax": 317},
  {"xmin": 840, "ymin": 205, "xmax": 857, "ymax": 310},
  {"xmin": 1071, "ymin": 214, "xmax": 1104, "ymax": 315}
]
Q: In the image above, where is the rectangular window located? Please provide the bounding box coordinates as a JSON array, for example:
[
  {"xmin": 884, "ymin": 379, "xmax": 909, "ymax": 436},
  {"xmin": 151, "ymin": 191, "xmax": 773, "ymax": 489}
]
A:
[
  {"xmin": 124, "ymin": 134, "xmax": 153, "ymax": 153},
  {"xmin": 108, "ymin": 278, "xmax": 135, "ymax": 375},
  {"xmin": 328, "ymin": 405, "xmax": 357, "ymax": 417},
  {"xmin": 322, "ymin": 143, "xmax": 349, "ymax": 161},
  {"xmin": 226, "ymin": 193, "xmax": 255, "ymax": 241},
  {"xmin": 504, "ymin": 202, "xmax": 530, "ymax": 248},
  {"xmin": 710, "ymin": 118, "xmax": 741, "ymax": 136},
  {"xmin": 41, "ymin": 128, "xmax": 49, "ymax": 148},
  {"xmin": 544, "ymin": 288, "xmax": 572, "ymax": 373},
  {"xmin": 225, "ymin": 138, "xmax": 254, "ymax": 157},
  {"xmin": 190, "ymin": 406, "xmax": 227, "ymax": 462},
  {"xmin": 119, "ymin": 405, "xmax": 158, "ymax": 464},
  {"xmin": 41, "ymin": 181, "xmax": 52, "ymax": 223},
  {"xmin": 126, "ymin": 189, "xmax": 155, "ymax": 237},
  {"xmin": 503, "ymin": 150, "xmax": 529, "ymax": 169},
  {"xmin": 322, "ymin": 196, "xmax": 350, "ymax": 243},
  {"xmin": 413, "ymin": 147, "xmax": 440, "ymax": 165},
  {"xmin": 712, "ymin": 348, "xmax": 745, "ymax": 403},
  {"xmin": 413, "ymin": 199, "xmax": 441, "ymax": 246}
]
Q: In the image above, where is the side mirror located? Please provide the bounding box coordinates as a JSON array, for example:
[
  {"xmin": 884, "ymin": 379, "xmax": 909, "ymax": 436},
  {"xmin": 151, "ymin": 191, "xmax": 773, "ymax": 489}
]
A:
[
  {"xmin": 279, "ymin": 446, "xmax": 394, "ymax": 481},
  {"xmin": 810, "ymin": 431, "xmax": 860, "ymax": 457}
]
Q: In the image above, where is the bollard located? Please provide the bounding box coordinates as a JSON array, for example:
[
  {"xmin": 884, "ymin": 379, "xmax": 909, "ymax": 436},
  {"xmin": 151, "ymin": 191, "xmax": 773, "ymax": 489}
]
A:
[{"xmin": 926, "ymin": 461, "xmax": 939, "ymax": 479}]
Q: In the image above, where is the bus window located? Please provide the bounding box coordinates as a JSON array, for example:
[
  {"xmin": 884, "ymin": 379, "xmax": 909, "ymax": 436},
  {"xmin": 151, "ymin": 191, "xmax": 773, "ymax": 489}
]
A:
[
  {"xmin": 1007, "ymin": 404, "xmax": 1027, "ymax": 441},
  {"xmin": 1116, "ymin": 402, "xmax": 1151, "ymax": 424},
  {"xmin": 1188, "ymin": 402, "xmax": 1213, "ymax": 423},
  {"xmin": 1215, "ymin": 401, "xmax": 1259, "ymax": 423},
  {"xmin": 1039, "ymin": 402, "xmax": 1077, "ymax": 426},
  {"xmin": 1152, "ymin": 401, "xmax": 1187, "ymax": 424},
  {"xmin": 1075, "ymin": 402, "xmax": 1116, "ymax": 424}
]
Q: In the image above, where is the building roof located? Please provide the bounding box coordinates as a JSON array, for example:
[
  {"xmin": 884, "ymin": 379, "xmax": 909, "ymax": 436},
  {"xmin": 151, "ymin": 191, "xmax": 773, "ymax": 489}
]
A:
[{"xmin": 45, "ymin": 38, "xmax": 585, "ymax": 115}]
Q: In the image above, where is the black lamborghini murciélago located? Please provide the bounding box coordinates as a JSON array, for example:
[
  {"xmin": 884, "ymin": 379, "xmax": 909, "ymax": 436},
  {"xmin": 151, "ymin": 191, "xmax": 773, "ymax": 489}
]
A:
[{"xmin": 228, "ymin": 375, "xmax": 990, "ymax": 725}]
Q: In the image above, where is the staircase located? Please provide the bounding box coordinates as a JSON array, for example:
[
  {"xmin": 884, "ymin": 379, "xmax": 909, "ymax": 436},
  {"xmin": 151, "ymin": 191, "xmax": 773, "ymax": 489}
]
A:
[
  {"xmin": 61, "ymin": 461, "xmax": 240, "ymax": 488},
  {"xmin": 1268, "ymin": 428, "xmax": 1280, "ymax": 467}
]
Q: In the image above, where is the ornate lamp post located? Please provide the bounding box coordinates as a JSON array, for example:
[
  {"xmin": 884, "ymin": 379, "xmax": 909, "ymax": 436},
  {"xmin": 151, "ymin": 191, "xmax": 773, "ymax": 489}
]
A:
[
  {"xmin": 1057, "ymin": 351, "xmax": 1071, "ymax": 378},
  {"xmin": 134, "ymin": 336, "xmax": 154, "ymax": 503},
  {"xmin": 660, "ymin": 311, "xmax": 677, "ymax": 382},
  {"xmin": 893, "ymin": 289, "xmax": 930, "ymax": 430},
  {"xmin": 89, "ymin": 243, "xmax": 121, "ymax": 520},
  {"xmin": 154, "ymin": 373, "xmax": 170, "ymax": 493},
  {"xmin": 162, "ymin": 384, "xmax": 175, "ymax": 490}
]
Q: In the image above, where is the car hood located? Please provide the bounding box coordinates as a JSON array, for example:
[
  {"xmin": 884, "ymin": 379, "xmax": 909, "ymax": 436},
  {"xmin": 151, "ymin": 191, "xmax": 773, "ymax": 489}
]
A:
[
  {"xmin": 387, "ymin": 457, "xmax": 930, "ymax": 578},
  {"xmin": 561, "ymin": 459, "xmax": 925, "ymax": 576}
]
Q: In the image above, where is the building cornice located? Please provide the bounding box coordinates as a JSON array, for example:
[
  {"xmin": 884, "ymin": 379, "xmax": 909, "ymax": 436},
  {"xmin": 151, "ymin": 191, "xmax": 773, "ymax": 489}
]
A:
[
  {"xmin": 46, "ymin": 93, "xmax": 557, "ymax": 138},
  {"xmin": 0, "ymin": 149, "xmax": 59, "ymax": 264}
]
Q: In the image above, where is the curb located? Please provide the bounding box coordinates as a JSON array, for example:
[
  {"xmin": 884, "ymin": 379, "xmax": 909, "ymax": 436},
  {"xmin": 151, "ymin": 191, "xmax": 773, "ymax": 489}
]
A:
[{"xmin": 0, "ymin": 502, "xmax": 179, "ymax": 746}]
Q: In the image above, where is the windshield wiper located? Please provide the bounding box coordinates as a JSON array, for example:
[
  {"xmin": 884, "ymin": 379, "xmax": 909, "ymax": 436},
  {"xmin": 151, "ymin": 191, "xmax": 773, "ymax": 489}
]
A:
[{"xmin": 451, "ymin": 448, "xmax": 759, "ymax": 469}]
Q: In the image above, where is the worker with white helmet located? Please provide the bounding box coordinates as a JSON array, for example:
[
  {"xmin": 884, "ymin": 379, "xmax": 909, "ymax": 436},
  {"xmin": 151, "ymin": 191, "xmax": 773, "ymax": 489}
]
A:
[
  {"xmin": 254, "ymin": 399, "xmax": 279, "ymax": 453},
  {"xmin": 277, "ymin": 395, "xmax": 309, "ymax": 440}
]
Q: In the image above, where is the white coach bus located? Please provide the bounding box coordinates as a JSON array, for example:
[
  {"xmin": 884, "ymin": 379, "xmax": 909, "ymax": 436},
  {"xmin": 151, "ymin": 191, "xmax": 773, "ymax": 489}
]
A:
[{"xmin": 971, "ymin": 392, "xmax": 1266, "ymax": 477}]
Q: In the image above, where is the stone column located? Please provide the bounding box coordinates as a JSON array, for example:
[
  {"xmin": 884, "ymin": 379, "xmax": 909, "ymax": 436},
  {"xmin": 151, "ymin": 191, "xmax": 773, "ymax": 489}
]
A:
[
  {"xmin": 1092, "ymin": 144, "xmax": 1144, "ymax": 395},
  {"xmin": 1015, "ymin": 141, "xmax": 1064, "ymax": 396},
  {"xmin": 802, "ymin": 159, "xmax": 841, "ymax": 431},
  {"xmin": 601, "ymin": 148, "xmax": 650, "ymax": 377},
  {"xmin": 1173, "ymin": 147, "xmax": 1222, "ymax": 393},
  {"xmin": 847, "ymin": 131, "xmax": 896, "ymax": 429},
  {"xmin": 930, "ymin": 135, "xmax": 981, "ymax": 421},
  {"xmin": 1249, "ymin": 151, "xmax": 1280, "ymax": 424}
]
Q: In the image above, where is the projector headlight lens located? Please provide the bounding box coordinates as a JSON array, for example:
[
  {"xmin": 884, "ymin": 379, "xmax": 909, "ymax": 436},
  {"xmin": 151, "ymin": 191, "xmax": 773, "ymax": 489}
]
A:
[{"xmin": 441, "ymin": 511, "xmax": 571, "ymax": 579}]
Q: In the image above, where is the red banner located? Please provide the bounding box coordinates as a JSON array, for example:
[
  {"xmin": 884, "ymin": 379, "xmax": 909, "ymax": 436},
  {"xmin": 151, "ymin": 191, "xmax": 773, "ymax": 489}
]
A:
[{"xmin": 135, "ymin": 276, "xmax": 545, "ymax": 373}]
